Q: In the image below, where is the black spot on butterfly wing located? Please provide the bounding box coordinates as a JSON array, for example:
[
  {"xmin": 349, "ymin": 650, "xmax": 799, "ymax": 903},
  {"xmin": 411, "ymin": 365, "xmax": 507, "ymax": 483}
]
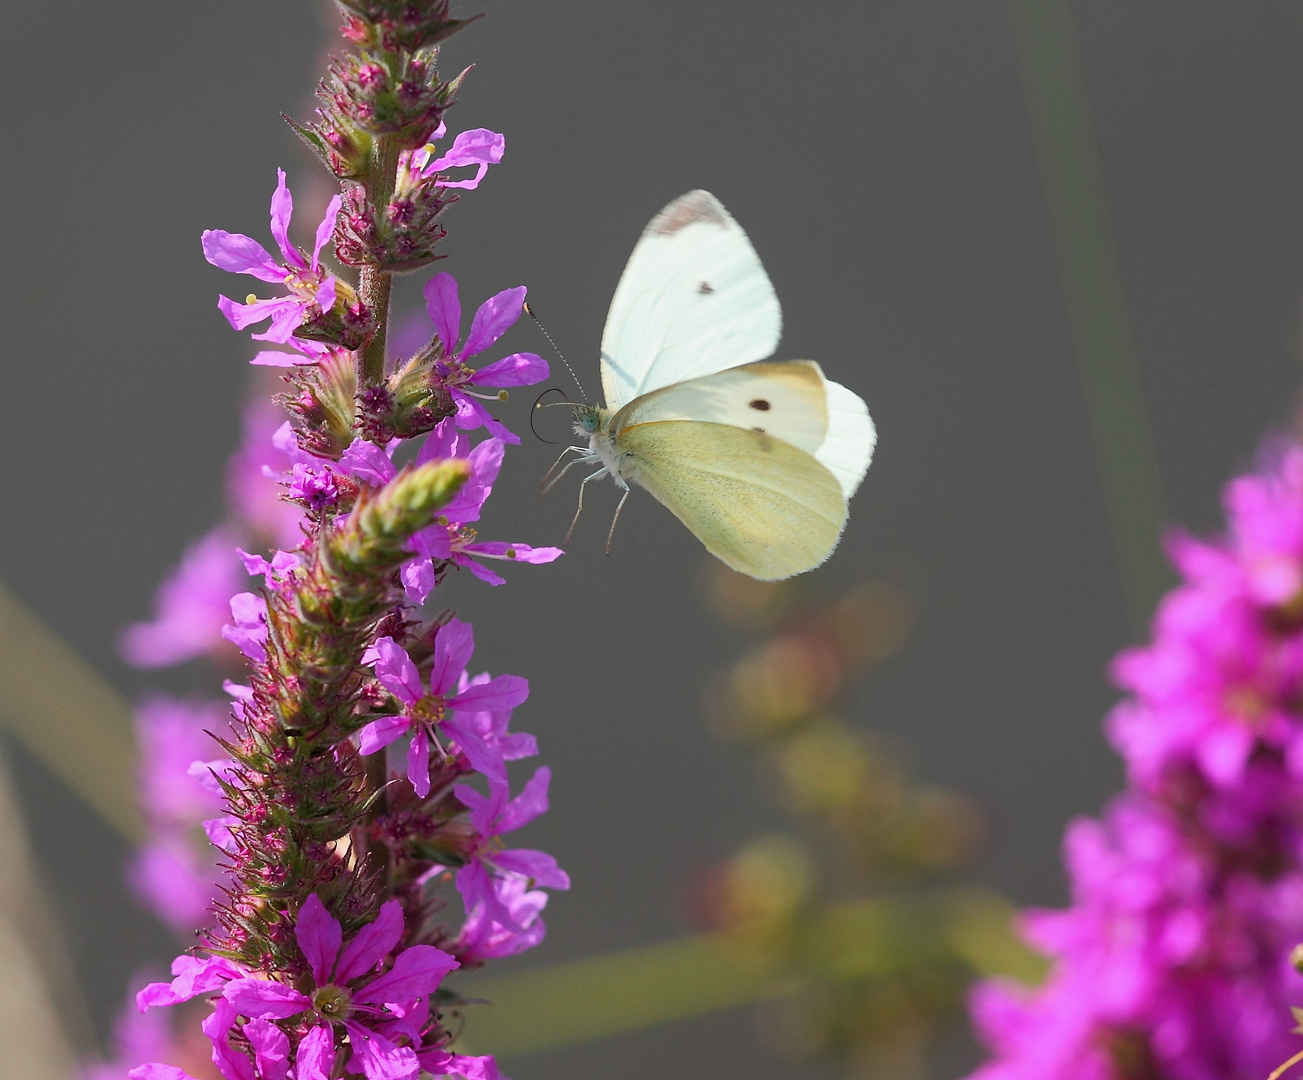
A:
[
  {"xmin": 749, "ymin": 399, "xmax": 771, "ymax": 411},
  {"xmin": 698, "ymin": 281, "xmax": 715, "ymax": 295}
]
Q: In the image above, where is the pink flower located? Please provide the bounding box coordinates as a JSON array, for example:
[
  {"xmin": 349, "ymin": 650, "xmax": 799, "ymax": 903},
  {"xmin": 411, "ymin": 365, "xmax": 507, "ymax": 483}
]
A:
[
  {"xmin": 225, "ymin": 401, "xmax": 310, "ymax": 550},
  {"xmin": 221, "ymin": 592, "xmax": 268, "ymax": 664},
  {"xmin": 406, "ymin": 122, "xmax": 505, "ymax": 189},
  {"xmin": 454, "ymin": 767, "xmax": 570, "ymax": 932},
  {"xmin": 137, "ymin": 898, "xmax": 460, "ymax": 1080},
  {"xmin": 202, "ymin": 169, "xmax": 342, "ymax": 344},
  {"xmin": 359, "ymin": 621, "xmax": 528, "ymax": 796},
  {"xmin": 119, "ymin": 529, "xmax": 244, "ymax": 668},
  {"xmin": 396, "ymin": 420, "xmax": 562, "ymax": 600},
  {"xmin": 422, "ymin": 273, "xmax": 549, "ymax": 443},
  {"xmin": 455, "ymin": 875, "xmax": 549, "ymax": 963}
]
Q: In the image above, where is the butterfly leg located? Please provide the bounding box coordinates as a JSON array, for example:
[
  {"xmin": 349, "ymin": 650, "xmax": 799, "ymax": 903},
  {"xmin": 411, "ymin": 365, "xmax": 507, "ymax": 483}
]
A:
[
  {"xmin": 540, "ymin": 451, "xmax": 593, "ymax": 499},
  {"xmin": 565, "ymin": 467, "xmax": 609, "ymax": 542},
  {"xmin": 605, "ymin": 486, "xmax": 632, "ymax": 555},
  {"xmin": 539, "ymin": 444, "xmax": 589, "ymax": 494}
]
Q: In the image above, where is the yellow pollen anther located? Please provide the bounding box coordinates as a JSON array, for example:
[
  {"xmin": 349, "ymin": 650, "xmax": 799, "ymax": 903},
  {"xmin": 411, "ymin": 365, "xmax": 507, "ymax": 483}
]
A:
[
  {"xmin": 497, "ymin": 390, "xmax": 509, "ymax": 401},
  {"xmin": 246, "ymin": 294, "xmax": 259, "ymax": 305}
]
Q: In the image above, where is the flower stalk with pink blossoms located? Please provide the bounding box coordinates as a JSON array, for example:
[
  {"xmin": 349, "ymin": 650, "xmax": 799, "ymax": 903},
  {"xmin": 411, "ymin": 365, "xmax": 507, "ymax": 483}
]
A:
[
  {"xmin": 116, "ymin": 5, "xmax": 567, "ymax": 1080},
  {"xmin": 965, "ymin": 438, "xmax": 1303, "ymax": 1080}
]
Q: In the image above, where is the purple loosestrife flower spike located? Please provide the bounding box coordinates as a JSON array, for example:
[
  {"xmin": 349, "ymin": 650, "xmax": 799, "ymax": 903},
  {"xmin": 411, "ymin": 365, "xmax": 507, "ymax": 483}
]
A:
[
  {"xmin": 965, "ymin": 440, "xmax": 1303, "ymax": 1080},
  {"xmin": 116, "ymin": 11, "xmax": 566, "ymax": 1079}
]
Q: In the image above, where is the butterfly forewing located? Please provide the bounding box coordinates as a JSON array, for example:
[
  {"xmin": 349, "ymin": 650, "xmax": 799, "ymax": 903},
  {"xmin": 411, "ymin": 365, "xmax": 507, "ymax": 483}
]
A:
[
  {"xmin": 599, "ymin": 190, "xmax": 782, "ymax": 411},
  {"xmin": 616, "ymin": 419, "xmax": 847, "ymax": 580}
]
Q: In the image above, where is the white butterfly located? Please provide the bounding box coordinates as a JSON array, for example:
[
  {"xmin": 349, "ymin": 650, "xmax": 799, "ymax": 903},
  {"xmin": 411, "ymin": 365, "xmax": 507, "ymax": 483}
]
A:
[{"xmin": 549, "ymin": 189, "xmax": 876, "ymax": 581}]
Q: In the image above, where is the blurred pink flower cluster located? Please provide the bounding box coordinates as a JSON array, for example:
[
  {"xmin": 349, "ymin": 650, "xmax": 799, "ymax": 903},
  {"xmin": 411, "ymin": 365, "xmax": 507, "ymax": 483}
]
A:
[{"xmin": 968, "ymin": 441, "xmax": 1303, "ymax": 1080}]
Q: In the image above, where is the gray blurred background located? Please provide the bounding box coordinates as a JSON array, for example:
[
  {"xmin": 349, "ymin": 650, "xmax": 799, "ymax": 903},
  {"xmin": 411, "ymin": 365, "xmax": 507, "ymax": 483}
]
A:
[{"xmin": 2, "ymin": 1, "xmax": 1303, "ymax": 1077}]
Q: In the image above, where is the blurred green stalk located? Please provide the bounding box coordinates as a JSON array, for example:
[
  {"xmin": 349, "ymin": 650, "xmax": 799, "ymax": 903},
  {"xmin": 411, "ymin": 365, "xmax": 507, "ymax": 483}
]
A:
[
  {"xmin": 0, "ymin": 579, "xmax": 141, "ymax": 841},
  {"xmin": 458, "ymin": 888, "xmax": 1043, "ymax": 1059},
  {"xmin": 1008, "ymin": 0, "xmax": 1170, "ymax": 630}
]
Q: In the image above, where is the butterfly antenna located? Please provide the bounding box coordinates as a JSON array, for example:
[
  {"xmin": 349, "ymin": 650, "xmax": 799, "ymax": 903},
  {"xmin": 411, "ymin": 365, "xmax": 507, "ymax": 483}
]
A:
[
  {"xmin": 530, "ymin": 388, "xmax": 569, "ymax": 444},
  {"xmin": 523, "ymin": 301, "xmax": 588, "ymax": 403}
]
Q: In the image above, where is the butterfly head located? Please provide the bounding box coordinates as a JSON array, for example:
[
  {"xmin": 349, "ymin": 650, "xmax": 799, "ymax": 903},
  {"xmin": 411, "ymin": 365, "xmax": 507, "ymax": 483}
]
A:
[{"xmin": 572, "ymin": 402, "xmax": 606, "ymax": 436}]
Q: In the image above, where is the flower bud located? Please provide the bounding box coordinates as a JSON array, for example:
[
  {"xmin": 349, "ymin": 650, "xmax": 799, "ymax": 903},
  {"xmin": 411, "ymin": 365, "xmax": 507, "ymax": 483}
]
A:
[
  {"xmin": 337, "ymin": 0, "xmax": 480, "ymax": 54},
  {"xmin": 279, "ymin": 350, "xmax": 358, "ymax": 460}
]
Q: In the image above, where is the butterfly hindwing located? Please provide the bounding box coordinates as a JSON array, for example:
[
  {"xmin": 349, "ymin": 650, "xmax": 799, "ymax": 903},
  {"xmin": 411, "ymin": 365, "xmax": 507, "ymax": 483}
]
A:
[
  {"xmin": 599, "ymin": 190, "xmax": 782, "ymax": 411},
  {"xmin": 612, "ymin": 359, "xmax": 876, "ymax": 500},
  {"xmin": 814, "ymin": 377, "xmax": 876, "ymax": 499},
  {"xmin": 615, "ymin": 419, "xmax": 846, "ymax": 580},
  {"xmin": 611, "ymin": 360, "xmax": 829, "ymax": 454}
]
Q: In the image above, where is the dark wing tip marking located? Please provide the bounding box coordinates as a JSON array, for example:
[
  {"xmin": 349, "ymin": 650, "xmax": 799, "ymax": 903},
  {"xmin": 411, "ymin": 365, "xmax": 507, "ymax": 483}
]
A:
[
  {"xmin": 648, "ymin": 190, "xmax": 729, "ymax": 236},
  {"xmin": 698, "ymin": 281, "xmax": 715, "ymax": 294},
  {"xmin": 748, "ymin": 399, "xmax": 771, "ymax": 411}
]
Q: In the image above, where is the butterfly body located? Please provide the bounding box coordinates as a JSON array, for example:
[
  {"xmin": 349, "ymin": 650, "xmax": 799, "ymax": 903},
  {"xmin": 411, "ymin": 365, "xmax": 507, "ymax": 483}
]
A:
[{"xmin": 560, "ymin": 190, "xmax": 876, "ymax": 580}]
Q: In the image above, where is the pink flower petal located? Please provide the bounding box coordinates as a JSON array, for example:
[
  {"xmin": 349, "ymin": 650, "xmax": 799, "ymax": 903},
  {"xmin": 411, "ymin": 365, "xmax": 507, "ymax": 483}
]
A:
[
  {"xmin": 128, "ymin": 1066, "xmax": 203, "ymax": 1080},
  {"xmin": 203, "ymin": 997, "xmax": 257, "ymax": 1080},
  {"xmin": 336, "ymin": 900, "xmax": 405, "ymax": 984},
  {"xmin": 312, "ymin": 194, "xmax": 343, "ymax": 270},
  {"xmin": 370, "ymin": 637, "xmax": 423, "ymax": 704},
  {"xmin": 498, "ymin": 766, "xmax": 550, "ymax": 832},
  {"xmin": 343, "ymin": 1020, "xmax": 419, "ymax": 1080},
  {"xmin": 295, "ymin": 1022, "xmax": 336, "ymax": 1080},
  {"xmin": 137, "ymin": 955, "xmax": 244, "ymax": 1011},
  {"xmin": 354, "ymin": 944, "xmax": 459, "ymax": 1006},
  {"xmin": 422, "ymin": 128, "xmax": 505, "ymax": 190},
  {"xmin": 268, "ymin": 169, "xmax": 300, "ymax": 267},
  {"xmin": 456, "ymin": 553, "xmax": 507, "ymax": 585},
  {"xmin": 464, "ymin": 541, "xmax": 564, "ymax": 565},
  {"xmin": 452, "ymin": 394, "xmax": 520, "ymax": 444},
  {"xmin": 222, "ymin": 977, "xmax": 312, "ymax": 1020},
  {"xmin": 463, "ymin": 286, "xmax": 526, "ymax": 358},
  {"xmin": 202, "ymin": 230, "xmax": 282, "ymax": 282},
  {"xmin": 400, "ymin": 558, "xmax": 436, "ymax": 604},
  {"xmin": 407, "ymin": 727, "xmax": 431, "ymax": 798},
  {"xmin": 423, "ymin": 273, "xmax": 461, "ymax": 355},
  {"xmin": 358, "ymin": 715, "xmax": 412, "ymax": 756},
  {"xmin": 408, "ymin": 524, "xmax": 453, "ymax": 560},
  {"xmin": 449, "ymin": 674, "xmax": 529, "ymax": 715},
  {"xmin": 340, "ymin": 440, "xmax": 397, "ymax": 487},
  {"xmin": 295, "ymin": 893, "xmax": 342, "ymax": 986},
  {"xmin": 246, "ymin": 1017, "xmax": 291, "ymax": 1080},
  {"xmin": 315, "ymin": 274, "xmax": 337, "ymax": 313},
  {"xmin": 250, "ymin": 350, "xmax": 313, "ymax": 368},
  {"xmin": 470, "ymin": 351, "xmax": 549, "ymax": 387},
  {"xmin": 494, "ymin": 848, "xmax": 570, "ymax": 891},
  {"xmin": 441, "ymin": 716, "xmax": 506, "ymax": 786},
  {"xmin": 430, "ymin": 619, "xmax": 475, "ymax": 697}
]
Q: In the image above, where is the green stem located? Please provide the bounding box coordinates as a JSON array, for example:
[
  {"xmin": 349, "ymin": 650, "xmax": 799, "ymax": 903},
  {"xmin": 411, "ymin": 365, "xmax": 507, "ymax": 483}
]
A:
[{"xmin": 359, "ymin": 134, "xmax": 400, "ymax": 388}]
